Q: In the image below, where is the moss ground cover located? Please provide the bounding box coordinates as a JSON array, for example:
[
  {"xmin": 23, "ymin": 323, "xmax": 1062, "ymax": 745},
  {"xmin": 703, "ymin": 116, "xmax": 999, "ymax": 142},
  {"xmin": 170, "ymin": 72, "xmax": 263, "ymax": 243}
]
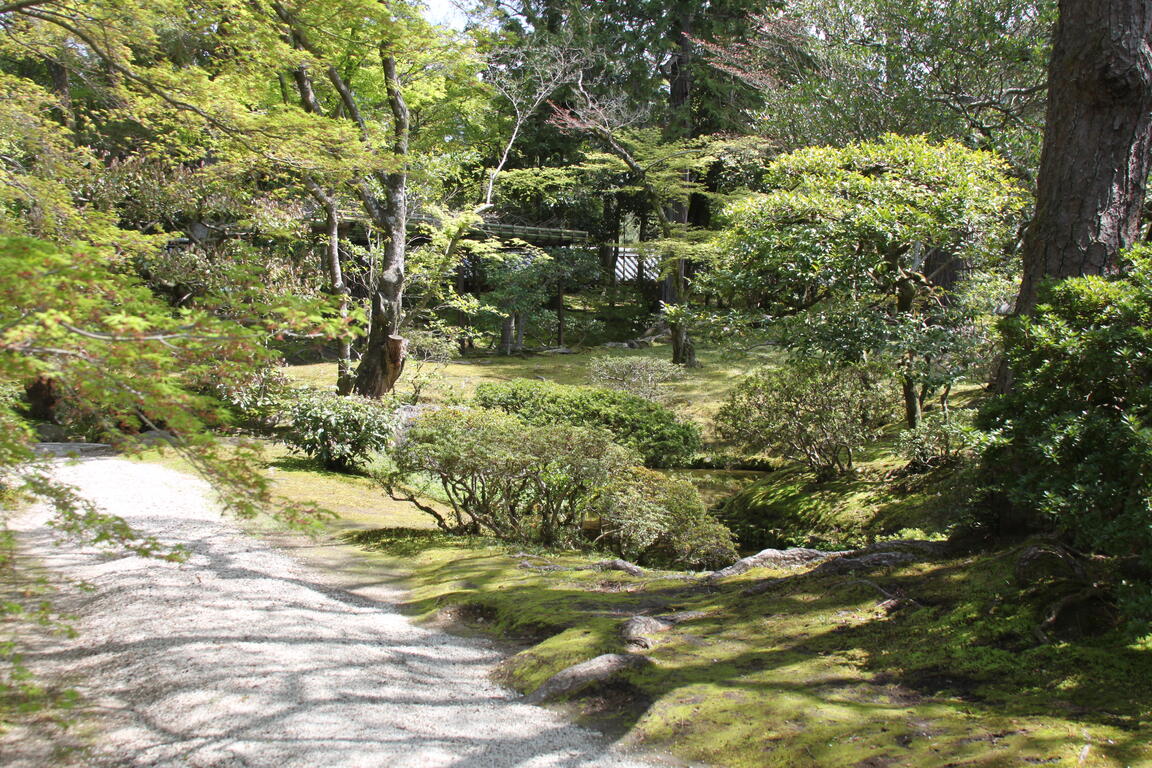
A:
[{"xmin": 167, "ymin": 438, "xmax": 1152, "ymax": 768}]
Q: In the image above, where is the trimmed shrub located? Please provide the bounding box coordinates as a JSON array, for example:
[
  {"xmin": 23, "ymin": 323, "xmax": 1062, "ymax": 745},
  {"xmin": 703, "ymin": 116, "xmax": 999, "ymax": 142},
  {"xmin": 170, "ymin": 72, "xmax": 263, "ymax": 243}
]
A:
[
  {"xmin": 717, "ymin": 362, "xmax": 895, "ymax": 478},
  {"xmin": 589, "ymin": 355, "xmax": 684, "ymax": 402},
  {"xmin": 282, "ymin": 390, "xmax": 397, "ymax": 472},
  {"xmin": 473, "ymin": 379, "xmax": 700, "ymax": 468},
  {"xmin": 390, "ymin": 407, "xmax": 634, "ymax": 546},
  {"xmin": 594, "ymin": 467, "xmax": 737, "ymax": 570}
]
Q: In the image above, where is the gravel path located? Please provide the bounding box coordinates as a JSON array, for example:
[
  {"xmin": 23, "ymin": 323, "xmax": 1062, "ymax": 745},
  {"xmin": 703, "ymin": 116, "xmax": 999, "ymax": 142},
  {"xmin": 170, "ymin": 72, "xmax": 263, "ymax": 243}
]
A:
[{"xmin": 7, "ymin": 458, "xmax": 660, "ymax": 768}]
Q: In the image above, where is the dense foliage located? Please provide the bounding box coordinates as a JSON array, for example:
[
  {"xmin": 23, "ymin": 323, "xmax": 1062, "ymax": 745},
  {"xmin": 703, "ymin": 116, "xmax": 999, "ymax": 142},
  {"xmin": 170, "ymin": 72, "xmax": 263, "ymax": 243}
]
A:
[
  {"xmin": 717, "ymin": 362, "xmax": 896, "ymax": 478},
  {"xmin": 390, "ymin": 408, "xmax": 634, "ymax": 547},
  {"xmin": 980, "ymin": 255, "xmax": 1152, "ymax": 611},
  {"xmin": 593, "ymin": 467, "xmax": 737, "ymax": 569},
  {"xmin": 588, "ymin": 355, "xmax": 684, "ymax": 402},
  {"xmin": 711, "ymin": 135, "xmax": 1024, "ymax": 427},
  {"xmin": 473, "ymin": 379, "xmax": 701, "ymax": 467},
  {"xmin": 282, "ymin": 391, "xmax": 398, "ymax": 473}
]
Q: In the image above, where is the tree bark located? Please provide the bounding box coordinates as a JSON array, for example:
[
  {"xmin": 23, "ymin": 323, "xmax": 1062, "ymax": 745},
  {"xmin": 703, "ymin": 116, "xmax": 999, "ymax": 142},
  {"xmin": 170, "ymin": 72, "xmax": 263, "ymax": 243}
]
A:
[
  {"xmin": 500, "ymin": 315, "xmax": 515, "ymax": 355},
  {"xmin": 352, "ymin": 52, "xmax": 409, "ymax": 397},
  {"xmin": 1014, "ymin": 0, "xmax": 1152, "ymax": 316},
  {"xmin": 323, "ymin": 201, "xmax": 354, "ymax": 394},
  {"xmin": 304, "ymin": 180, "xmax": 354, "ymax": 394}
]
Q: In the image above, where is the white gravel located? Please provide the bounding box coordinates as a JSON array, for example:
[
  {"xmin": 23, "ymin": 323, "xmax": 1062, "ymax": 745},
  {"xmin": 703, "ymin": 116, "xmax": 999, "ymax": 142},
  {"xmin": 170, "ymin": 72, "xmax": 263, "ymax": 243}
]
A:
[{"xmin": 8, "ymin": 458, "xmax": 661, "ymax": 768}]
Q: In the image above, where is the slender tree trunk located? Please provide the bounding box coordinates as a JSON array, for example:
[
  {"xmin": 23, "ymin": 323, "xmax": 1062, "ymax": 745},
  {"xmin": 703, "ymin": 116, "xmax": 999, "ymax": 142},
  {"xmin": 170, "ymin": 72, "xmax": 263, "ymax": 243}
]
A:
[
  {"xmin": 901, "ymin": 376, "xmax": 922, "ymax": 431},
  {"xmin": 323, "ymin": 209, "xmax": 353, "ymax": 394},
  {"xmin": 304, "ymin": 180, "xmax": 354, "ymax": 393},
  {"xmin": 896, "ymin": 263, "xmax": 922, "ymax": 428},
  {"xmin": 514, "ymin": 312, "xmax": 525, "ymax": 351},
  {"xmin": 660, "ymin": 11, "xmax": 700, "ymax": 367},
  {"xmin": 556, "ymin": 289, "xmax": 566, "ymax": 347},
  {"xmin": 500, "ymin": 315, "xmax": 515, "ymax": 355},
  {"xmin": 1014, "ymin": 0, "xmax": 1152, "ymax": 316}
]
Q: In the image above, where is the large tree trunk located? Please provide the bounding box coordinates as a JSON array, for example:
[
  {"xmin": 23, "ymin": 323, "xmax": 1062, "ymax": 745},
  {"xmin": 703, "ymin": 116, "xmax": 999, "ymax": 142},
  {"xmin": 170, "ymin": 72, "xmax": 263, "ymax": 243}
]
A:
[
  {"xmin": 1014, "ymin": 0, "xmax": 1152, "ymax": 316},
  {"xmin": 353, "ymin": 53, "xmax": 409, "ymax": 397}
]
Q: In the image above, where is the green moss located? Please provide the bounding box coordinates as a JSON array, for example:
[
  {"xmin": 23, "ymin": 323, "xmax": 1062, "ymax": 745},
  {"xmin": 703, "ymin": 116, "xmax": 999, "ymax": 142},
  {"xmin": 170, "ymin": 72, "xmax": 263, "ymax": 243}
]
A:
[
  {"xmin": 137, "ymin": 424, "xmax": 1152, "ymax": 768},
  {"xmin": 716, "ymin": 452, "xmax": 972, "ymax": 553}
]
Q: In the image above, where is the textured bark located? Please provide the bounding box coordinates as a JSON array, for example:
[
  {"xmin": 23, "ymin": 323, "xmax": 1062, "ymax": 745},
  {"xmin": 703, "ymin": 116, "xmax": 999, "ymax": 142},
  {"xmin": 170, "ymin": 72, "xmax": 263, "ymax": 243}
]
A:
[
  {"xmin": 1015, "ymin": 0, "xmax": 1152, "ymax": 316},
  {"xmin": 353, "ymin": 53, "xmax": 409, "ymax": 397}
]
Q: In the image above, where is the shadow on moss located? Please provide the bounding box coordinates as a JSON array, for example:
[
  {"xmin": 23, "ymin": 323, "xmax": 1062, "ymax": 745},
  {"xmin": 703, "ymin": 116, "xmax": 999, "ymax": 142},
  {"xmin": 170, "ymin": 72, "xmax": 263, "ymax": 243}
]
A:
[{"xmin": 340, "ymin": 526, "xmax": 500, "ymax": 557}]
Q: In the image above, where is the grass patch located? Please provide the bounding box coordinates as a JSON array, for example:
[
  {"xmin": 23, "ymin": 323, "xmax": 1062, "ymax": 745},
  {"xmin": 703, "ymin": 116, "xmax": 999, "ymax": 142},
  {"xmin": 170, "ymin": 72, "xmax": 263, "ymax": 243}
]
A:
[{"xmin": 286, "ymin": 343, "xmax": 777, "ymax": 438}]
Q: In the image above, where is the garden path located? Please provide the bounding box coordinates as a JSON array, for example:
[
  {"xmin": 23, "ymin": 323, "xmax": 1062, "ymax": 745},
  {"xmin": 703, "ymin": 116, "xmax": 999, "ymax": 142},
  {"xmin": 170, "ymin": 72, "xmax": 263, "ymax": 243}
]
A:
[{"xmin": 6, "ymin": 458, "xmax": 661, "ymax": 768}]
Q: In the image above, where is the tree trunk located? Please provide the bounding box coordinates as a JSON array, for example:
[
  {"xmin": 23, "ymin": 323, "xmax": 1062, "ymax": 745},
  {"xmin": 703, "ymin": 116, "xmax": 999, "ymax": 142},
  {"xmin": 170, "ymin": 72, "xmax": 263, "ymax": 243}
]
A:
[
  {"xmin": 1014, "ymin": 0, "xmax": 1152, "ymax": 317},
  {"xmin": 901, "ymin": 376, "xmax": 922, "ymax": 431},
  {"xmin": 671, "ymin": 323, "xmax": 696, "ymax": 366},
  {"xmin": 500, "ymin": 315, "xmax": 515, "ymax": 355},
  {"xmin": 325, "ymin": 208, "xmax": 354, "ymax": 395},
  {"xmin": 556, "ymin": 288, "xmax": 566, "ymax": 347},
  {"xmin": 306, "ymin": 181, "xmax": 354, "ymax": 394},
  {"xmin": 353, "ymin": 53, "xmax": 409, "ymax": 397},
  {"xmin": 25, "ymin": 375, "xmax": 60, "ymax": 422}
]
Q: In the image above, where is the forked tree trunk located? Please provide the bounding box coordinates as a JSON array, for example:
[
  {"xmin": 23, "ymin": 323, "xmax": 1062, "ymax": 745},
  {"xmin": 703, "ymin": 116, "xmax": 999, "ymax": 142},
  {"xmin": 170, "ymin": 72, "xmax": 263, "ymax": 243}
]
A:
[
  {"xmin": 353, "ymin": 52, "xmax": 409, "ymax": 397},
  {"xmin": 1014, "ymin": 0, "xmax": 1152, "ymax": 316}
]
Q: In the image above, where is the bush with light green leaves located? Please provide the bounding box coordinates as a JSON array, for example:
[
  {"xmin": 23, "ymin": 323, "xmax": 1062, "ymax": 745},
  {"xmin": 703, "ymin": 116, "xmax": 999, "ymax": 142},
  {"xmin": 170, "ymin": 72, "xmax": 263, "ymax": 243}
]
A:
[{"xmin": 282, "ymin": 391, "xmax": 397, "ymax": 473}]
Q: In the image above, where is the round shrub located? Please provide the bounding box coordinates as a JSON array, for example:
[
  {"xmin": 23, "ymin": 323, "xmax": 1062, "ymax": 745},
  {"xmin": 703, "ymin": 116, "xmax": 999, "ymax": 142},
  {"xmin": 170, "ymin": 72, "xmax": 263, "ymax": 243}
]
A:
[
  {"xmin": 210, "ymin": 365, "xmax": 294, "ymax": 433},
  {"xmin": 594, "ymin": 467, "xmax": 737, "ymax": 570},
  {"xmin": 472, "ymin": 379, "xmax": 701, "ymax": 468},
  {"xmin": 281, "ymin": 390, "xmax": 397, "ymax": 472},
  {"xmin": 589, "ymin": 355, "xmax": 684, "ymax": 402},
  {"xmin": 391, "ymin": 407, "xmax": 635, "ymax": 546},
  {"xmin": 717, "ymin": 361, "xmax": 896, "ymax": 479},
  {"xmin": 896, "ymin": 411, "xmax": 989, "ymax": 470}
]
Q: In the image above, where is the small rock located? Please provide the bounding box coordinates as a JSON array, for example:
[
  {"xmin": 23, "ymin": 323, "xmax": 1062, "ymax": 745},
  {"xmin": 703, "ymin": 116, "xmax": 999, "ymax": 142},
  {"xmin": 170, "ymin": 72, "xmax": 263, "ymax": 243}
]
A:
[
  {"xmin": 708, "ymin": 547, "xmax": 845, "ymax": 582},
  {"xmin": 1014, "ymin": 542, "xmax": 1086, "ymax": 587},
  {"xmin": 139, "ymin": 429, "xmax": 177, "ymax": 446},
  {"xmin": 591, "ymin": 559, "xmax": 644, "ymax": 577},
  {"xmin": 660, "ymin": 610, "xmax": 709, "ymax": 624},
  {"xmin": 812, "ymin": 551, "xmax": 917, "ymax": 575},
  {"xmin": 524, "ymin": 653, "xmax": 651, "ymax": 704},
  {"xmin": 621, "ymin": 616, "xmax": 673, "ymax": 649}
]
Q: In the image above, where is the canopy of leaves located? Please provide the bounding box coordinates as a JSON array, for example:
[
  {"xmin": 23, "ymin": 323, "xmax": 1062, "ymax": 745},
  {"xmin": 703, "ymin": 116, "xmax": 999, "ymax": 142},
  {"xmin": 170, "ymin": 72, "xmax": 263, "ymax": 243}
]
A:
[{"xmin": 711, "ymin": 134, "xmax": 1025, "ymax": 313}]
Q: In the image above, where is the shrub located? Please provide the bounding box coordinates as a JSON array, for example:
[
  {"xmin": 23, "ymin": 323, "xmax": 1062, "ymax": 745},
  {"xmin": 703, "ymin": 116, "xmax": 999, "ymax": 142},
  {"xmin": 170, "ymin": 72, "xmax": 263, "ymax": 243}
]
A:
[
  {"xmin": 281, "ymin": 390, "xmax": 397, "ymax": 472},
  {"xmin": 594, "ymin": 468, "xmax": 737, "ymax": 570},
  {"xmin": 210, "ymin": 365, "xmax": 294, "ymax": 433},
  {"xmin": 390, "ymin": 407, "xmax": 635, "ymax": 546},
  {"xmin": 896, "ymin": 411, "xmax": 990, "ymax": 470},
  {"xmin": 980, "ymin": 253, "xmax": 1152, "ymax": 604},
  {"xmin": 473, "ymin": 379, "xmax": 700, "ymax": 468},
  {"xmin": 717, "ymin": 362, "xmax": 896, "ymax": 478},
  {"xmin": 588, "ymin": 355, "xmax": 684, "ymax": 402},
  {"xmin": 398, "ymin": 330, "xmax": 457, "ymax": 405}
]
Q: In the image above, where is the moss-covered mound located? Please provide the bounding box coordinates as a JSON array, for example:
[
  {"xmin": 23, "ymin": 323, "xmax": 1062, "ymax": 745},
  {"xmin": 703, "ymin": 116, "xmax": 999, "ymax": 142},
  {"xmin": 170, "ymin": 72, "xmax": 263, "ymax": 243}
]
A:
[{"xmin": 356, "ymin": 535, "xmax": 1152, "ymax": 768}]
